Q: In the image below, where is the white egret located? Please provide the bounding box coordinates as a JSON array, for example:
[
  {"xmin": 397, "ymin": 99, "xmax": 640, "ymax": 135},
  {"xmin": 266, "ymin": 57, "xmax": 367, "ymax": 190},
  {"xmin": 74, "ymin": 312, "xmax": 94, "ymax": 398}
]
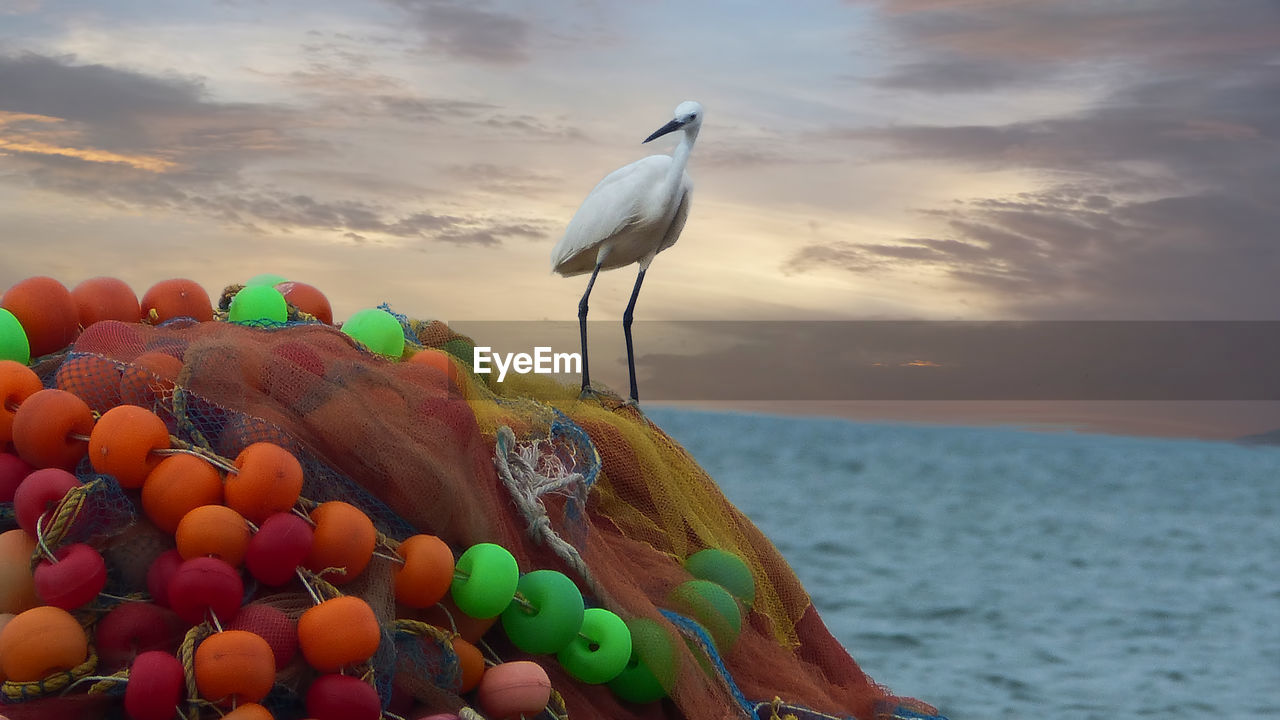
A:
[{"xmin": 551, "ymin": 100, "xmax": 703, "ymax": 403}]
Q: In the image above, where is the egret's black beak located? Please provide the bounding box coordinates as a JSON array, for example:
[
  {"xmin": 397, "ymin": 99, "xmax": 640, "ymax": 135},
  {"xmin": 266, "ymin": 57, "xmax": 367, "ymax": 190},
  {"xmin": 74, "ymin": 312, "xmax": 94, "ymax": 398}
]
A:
[{"xmin": 643, "ymin": 118, "xmax": 684, "ymax": 144}]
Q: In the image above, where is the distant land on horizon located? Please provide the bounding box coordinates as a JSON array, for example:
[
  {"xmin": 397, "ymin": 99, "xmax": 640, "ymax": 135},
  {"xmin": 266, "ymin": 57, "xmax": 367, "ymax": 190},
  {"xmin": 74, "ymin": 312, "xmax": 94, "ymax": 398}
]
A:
[
  {"xmin": 1235, "ymin": 428, "xmax": 1280, "ymax": 446},
  {"xmin": 650, "ymin": 400, "xmax": 1280, "ymax": 444}
]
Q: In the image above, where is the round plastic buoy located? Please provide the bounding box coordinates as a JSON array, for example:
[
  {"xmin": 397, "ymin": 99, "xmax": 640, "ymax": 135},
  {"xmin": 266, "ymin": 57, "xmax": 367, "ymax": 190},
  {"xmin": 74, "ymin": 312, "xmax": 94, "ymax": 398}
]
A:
[
  {"xmin": 476, "ymin": 661, "xmax": 552, "ymax": 719},
  {"xmin": 0, "ymin": 309, "xmax": 29, "ymax": 365},
  {"xmin": 306, "ymin": 673, "xmax": 381, "ymax": 720},
  {"xmin": 0, "ymin": 605, "xmax": 88, "ymax": 681},
  {"xmin": 684, "ymin": 548, "xmax": 756, "ymax": 608},
  {"xmin": 125, "ymin": 651, "xmax": 185, "ymax": 720},
  {"xmin": 450, "ymin": 543, "xmax": 519, "ymax": 620},
  {"xmin": 501, "ymin": 569, "xmax": 585, "ymax": 655},
  {"xmin": 193, "ymin": 630, "xmax": 275, "ymax": 705},
  {"xmin": 394, "ymin": 534, "xmax": 455, "ymax": 609},
  {"xmin": 556, "ymin": 607, "xmax": 631, "ymax": 684},
  {"xmin": 167, "ymin": 557, "xmax": 244, "ymax": 626},
  {"xmin": 297, "ymin": 596, "xmax": 380, "ymax": 672},
  {"xmin": 341, "ymin": 308, "xmax": 404, "ymax": 358},
  {"xmin": 229, "ymin": 285, "xmax": 288, "ymax": 325},
  {"xmin": 33, "ymin": 543, "xmax": 107, "ymax": 610},
  {"xmin": 668, "ymin": 579, "xmax": 742, "ymax": 652},
  {"xmin": 245, "ymin": 512, "xmax": 313, "ymax": 587},
  {"xmin": 608, "ymin": 617, "xmax": 676, "ymax": 703}
]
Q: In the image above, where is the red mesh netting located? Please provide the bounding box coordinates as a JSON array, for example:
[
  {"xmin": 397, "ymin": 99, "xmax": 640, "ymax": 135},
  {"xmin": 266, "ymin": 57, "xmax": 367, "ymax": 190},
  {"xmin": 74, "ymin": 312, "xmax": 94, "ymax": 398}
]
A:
[{"xmin": 2, "ymin": 315, "xmax": 938, "ymax": 720}]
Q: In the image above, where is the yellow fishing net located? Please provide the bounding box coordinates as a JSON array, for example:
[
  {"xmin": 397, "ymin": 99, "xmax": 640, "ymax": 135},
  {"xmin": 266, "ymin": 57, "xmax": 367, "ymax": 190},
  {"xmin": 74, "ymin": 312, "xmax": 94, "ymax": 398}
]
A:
[{"xmin": 1, "ymin": 298, "xmax": 942, "ymax": 720}]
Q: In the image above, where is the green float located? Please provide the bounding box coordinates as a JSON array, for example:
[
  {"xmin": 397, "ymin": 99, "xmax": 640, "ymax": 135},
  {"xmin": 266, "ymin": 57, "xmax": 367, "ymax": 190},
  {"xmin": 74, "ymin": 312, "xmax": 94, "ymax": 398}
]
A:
[
  {"xmin": 501, "ymin": 570, "xmax": 585, "ymax": 655},
  {"xmin": 556, "ymin": 607, "xmax": 631, "ymax": 684},
  {"xmin": 608, "ymin": 617, "xmax": 676, "ymax": 704},
  {"xmin": 341, "ymin": 308, "xmax": 406, "ymax": 358},
  {"xmin": 668, "ymin": 579, "xmax": 742, "ymax": 652},
  {"xmin": 450, "ymin": 543, "xmax": 519, "ymax": 619},
  {"xmin": 228, "ymin": 285, "xmax": 289, "ymax": 325},
  {"xmin": 684, "ymin": 548, "xmax": 756, "ymax": 608},
  {"xmin": 0, "ymin": 309, "xmax": 30, "ymax": 364}
]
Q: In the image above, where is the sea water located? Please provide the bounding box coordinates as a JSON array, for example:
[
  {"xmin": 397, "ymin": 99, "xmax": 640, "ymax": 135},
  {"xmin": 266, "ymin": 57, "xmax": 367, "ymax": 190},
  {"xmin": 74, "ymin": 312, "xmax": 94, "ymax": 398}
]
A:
[{"xmin": 646, "ymin": 408, "xmax": 1280, "ymax": 719}]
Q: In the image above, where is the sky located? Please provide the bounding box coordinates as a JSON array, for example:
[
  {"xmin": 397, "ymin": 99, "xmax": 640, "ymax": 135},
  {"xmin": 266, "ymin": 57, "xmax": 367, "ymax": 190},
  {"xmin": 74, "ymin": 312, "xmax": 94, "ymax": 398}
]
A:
[{"xmin": 1, "ymin": 0, "xmax": 1278, "ymax": 437}]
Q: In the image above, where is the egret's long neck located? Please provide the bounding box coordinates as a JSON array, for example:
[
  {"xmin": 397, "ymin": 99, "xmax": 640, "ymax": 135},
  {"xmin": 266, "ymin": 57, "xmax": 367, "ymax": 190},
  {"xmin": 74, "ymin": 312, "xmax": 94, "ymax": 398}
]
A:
[{"xmin": 665, "ymin": 126, "xmax": 698, "ymax": 188}]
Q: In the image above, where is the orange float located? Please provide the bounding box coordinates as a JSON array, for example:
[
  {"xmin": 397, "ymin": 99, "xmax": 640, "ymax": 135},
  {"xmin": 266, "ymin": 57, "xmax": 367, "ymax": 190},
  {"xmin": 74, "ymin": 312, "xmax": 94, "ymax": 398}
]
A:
[
  {"xmin": 297, "ymin": 596, "xmax": 381, "ymax": 672},
  {"xmin": 175, "ymin": 504, "xmax": 252, "ymax": 566},
  {"xmin": 304, "ymin": 501, "xmax": 376, "ymax": 584},
  {"xmin": 88, "ymin": 404, "xmax": 170, "ymax": 488},
  {"xmin": 119, "ymin": 351, "xmax": 184, "ymax": 409},
  {"xmin": 0, "ymin": 612, "xmax": 12, "ymax": 682},
  {"xmin": 227, "ymin": 442, "xmax": 304, "ymax": 524},
  {"xmin": 394, "ymin": 534, "xmax": 455, "ymax": 609},
  {"xmin": 221, "ymin": 703, "xmax": 276, "ymax": 720},
  {"xmin": 0, "ymin": 360, "xmax": 43, "ymax": 450},
  {"xmin": 275, "ymin": 281, "xmax": 333, "ymax": 325},
  {"xmin": 70, "ymin": 276, "xmax": 142, "ymax": 327},
  {"xmin": 406, "ymin": 348, "xmax": 463, "ymax": 394},
  {"xmin": 0, "ymin": 605, "xmax": 89, "ymax": 682},
  {"xmin": 452, "ymin": 635, "xmax": 486, "ymax": 693},
  {"xmin": 140, "ymin": 278, "xmax": 213, "ymax": 324},
  {"xmin": 9, "ymin": 388, "xmax": 94, "ymax": 470},
  {"xmin": 141, "ymin": 454, "xmax": 224, "ymax": 534},
  {"xmin": 193, "ymin": 630, "xmax": 276, "ymax": 705},
  {"xmin": 0, "ymin": 528, "xmax": 39, "ymax": 614},
  {"xmin": 54, "ymin": 353, "xmax": 125, "ymax": 414},
  {"xmin": 0, "ymin": 276, "xmax": 79, "ymax": 357}
]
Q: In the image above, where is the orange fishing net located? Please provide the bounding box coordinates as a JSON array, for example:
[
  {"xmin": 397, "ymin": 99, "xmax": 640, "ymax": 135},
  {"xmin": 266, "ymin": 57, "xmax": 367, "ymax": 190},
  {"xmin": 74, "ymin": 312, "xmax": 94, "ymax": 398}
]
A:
[{"xmin": 3, "ymin": 306, "xmax": 942, "ymax": 720}]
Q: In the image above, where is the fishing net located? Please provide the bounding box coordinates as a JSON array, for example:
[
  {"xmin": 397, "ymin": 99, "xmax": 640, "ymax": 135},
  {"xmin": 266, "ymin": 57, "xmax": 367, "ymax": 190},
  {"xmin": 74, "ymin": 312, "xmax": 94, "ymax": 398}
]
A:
[{"xmin": 1, "ymin": 301, "xmax": 944, "ymax": 720}]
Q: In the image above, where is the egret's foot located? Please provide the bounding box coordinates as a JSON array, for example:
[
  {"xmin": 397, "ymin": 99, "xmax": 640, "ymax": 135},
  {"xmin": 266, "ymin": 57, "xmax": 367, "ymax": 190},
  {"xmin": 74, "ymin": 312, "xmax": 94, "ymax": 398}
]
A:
[
  {"xmin": 611, "ymin": 397, "xmax": 645, "ymax": 416},
  {"xmin": 577, "ymin": 385, "xmax": 637, "ymax": 411}
]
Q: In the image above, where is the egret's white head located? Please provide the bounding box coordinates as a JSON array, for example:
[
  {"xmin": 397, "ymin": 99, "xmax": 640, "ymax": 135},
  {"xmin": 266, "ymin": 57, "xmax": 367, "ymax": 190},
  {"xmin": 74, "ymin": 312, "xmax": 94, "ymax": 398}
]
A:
[{"xmin": 643, "ymin": 100, "xmax": 703, "ymax": 144}]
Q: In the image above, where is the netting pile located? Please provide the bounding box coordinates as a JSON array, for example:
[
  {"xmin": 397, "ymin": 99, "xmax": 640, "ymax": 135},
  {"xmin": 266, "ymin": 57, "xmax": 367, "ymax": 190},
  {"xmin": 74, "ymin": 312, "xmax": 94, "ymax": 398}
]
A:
[{"xmin": 3, "ymin": 306, "xmax": 944, "ymax": 720}]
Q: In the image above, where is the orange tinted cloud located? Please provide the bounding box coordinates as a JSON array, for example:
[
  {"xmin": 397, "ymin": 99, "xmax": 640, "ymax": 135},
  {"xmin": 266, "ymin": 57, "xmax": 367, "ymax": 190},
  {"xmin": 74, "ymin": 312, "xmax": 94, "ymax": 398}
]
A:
[{"xmin": 0, "ymin": 110, "xmax": 175, "ymax": 172}]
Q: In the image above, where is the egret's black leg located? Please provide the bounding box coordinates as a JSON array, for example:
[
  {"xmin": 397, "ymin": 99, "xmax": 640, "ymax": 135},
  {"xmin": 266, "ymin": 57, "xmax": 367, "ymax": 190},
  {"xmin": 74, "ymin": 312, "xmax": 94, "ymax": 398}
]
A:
[
  {"xmin": 622, "ymin": 268, "xmax": 647, "ymax": 403},
  {"xmin": 578, "ymin": 262, "xmax": 603, "ymax": 394}
]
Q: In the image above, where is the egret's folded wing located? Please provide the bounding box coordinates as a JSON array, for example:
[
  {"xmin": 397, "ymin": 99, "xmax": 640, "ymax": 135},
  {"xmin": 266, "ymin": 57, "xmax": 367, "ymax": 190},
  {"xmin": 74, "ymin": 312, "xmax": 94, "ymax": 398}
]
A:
[{"xmin": 552, "ymin": 156, "xmax": 670, "ymax": 275}]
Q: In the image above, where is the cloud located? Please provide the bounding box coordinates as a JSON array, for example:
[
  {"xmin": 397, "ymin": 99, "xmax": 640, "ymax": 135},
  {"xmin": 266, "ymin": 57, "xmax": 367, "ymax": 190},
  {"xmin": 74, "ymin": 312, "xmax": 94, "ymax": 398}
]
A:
[
  {"xmin": 446, "ymin": 163, "xmax": 560, "ymax": 196},
  {"xmin": 0, "ymin": 0, "xmax": 40, "ymax": 15},
  {"xmin": 0, "ymin": 51, "xmax": 308, "ymax": 162},
  {"xmin": 872, "ymin": 58, "xmax": 1053, "ymax": 93},
  {"xmin": 250, "ymin": 31, "xmax": 580, "ymax": 141},
  {"xmin": 797, "ymin": 17, "xmax": 1280, "ymax": 319},
  {"xmin": 373, "ymin": 95, "xmax": 497, "ymax": 123},
  {"xmin": 478, "ymin": 112, "xmax": 585, "ymax": 141},
  {"xmin": 0, "ymin": 51, "xmax": 554, "ymax": 247},
  {"xmin": 0, "ymin": 111, "xmax": 176, "ymax": 171},
  {"xmin": 862, "ymin": 0, "xmax": 1280, "ymax": 92},
  {"xmin": 388, "ymin": 0, "xmax": 530, "ymax": 64},
  {"xmin": 696, "ymin": 138, "xmax": 822, "ymax": 169}
]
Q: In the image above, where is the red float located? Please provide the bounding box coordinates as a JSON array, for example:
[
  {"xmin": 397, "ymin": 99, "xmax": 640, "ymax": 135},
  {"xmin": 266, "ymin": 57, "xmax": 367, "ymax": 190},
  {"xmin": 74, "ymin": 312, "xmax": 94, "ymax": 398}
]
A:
[
  {"xmin": 33, "ymin": 543, "xmax": 107, "ymax": 610},
  {"xmin": 244, "ymin": 512, "xmax": 313, "ymax": 587},
  {"xmin": 167, "ymin": 557, "xmax": 244, "ymax": 626},
  {"xmin": 306, "ymin": 673, "xmax": 381, "ymax": 720},
  {"xmin": 124, "ymin": 651, "xmax": 185, "ymax": 720}
]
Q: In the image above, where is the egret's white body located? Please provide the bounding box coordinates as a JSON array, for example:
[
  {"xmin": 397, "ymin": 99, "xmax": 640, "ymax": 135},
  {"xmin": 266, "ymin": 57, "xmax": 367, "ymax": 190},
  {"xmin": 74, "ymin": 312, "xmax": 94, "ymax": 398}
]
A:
[
  {"xmin": 551, "ymin": 100, "xmax": 703, "ymax": 402},
  {"xmin": 551, "ymin": 155, "xmax": 692, "ymax": 276}
]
